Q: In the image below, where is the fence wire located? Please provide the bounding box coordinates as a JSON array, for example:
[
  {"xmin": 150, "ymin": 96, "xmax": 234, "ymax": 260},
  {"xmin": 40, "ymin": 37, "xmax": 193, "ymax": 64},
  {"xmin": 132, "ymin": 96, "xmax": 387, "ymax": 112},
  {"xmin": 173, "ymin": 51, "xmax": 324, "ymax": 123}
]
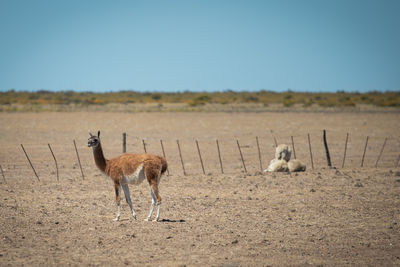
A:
[{"xmin": 0, "ymin": 131, "xmax": 399, "ymax": 182}]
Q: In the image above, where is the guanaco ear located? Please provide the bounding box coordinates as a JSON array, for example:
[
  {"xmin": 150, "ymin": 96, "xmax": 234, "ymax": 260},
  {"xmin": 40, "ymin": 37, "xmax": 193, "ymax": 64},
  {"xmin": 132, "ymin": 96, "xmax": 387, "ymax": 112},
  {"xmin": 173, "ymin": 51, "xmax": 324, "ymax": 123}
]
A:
[
  {"xmin": 97, "ymin": 130, "xmax": 100, "ymax": 138},
  {"xmin": 89, "ymin": 131, "xmax": 93, "ymax": 137}
]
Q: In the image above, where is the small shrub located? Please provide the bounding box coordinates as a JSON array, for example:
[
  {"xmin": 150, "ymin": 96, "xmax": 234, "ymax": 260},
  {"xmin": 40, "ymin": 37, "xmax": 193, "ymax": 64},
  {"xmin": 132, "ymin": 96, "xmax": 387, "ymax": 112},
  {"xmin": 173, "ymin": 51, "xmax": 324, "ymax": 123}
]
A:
[
  {"xmin": 151, "ymin": 94, "xmax": 162, "ymax": 100},
  {"xmin": 283, "ymin": 99, "xmax": 295, "ymax": 107},
  {"xmin": 284, "ymin": 94, "xmax": 293, "ymax": 100},
  {"xmin": 188, "ymin": 94, "xmax": 212, "ymax": 106},
  {"xmin": 244, "ymin": 95, "xmax": 259, "ymax": 103},
  {"xmin": 194, "ymin": 95, "xmax": 211, "ymax": 102}
]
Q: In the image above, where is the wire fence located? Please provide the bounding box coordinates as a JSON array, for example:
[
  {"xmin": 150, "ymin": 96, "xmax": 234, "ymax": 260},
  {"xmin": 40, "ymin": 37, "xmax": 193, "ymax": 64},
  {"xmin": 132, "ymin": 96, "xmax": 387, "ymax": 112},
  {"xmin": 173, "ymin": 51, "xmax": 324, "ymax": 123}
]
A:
[{"xmin": 0, "ymin": 130, "xmax": 399, "ymax": 183}]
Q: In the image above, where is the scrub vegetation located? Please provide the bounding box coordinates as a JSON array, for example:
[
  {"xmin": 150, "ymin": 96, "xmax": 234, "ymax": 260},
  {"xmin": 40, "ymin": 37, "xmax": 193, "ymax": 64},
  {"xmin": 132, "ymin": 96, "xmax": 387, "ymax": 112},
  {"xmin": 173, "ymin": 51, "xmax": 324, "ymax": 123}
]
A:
[{"xmin": 1, "ymin": 90, "xmax": 399, "ymax": 110}]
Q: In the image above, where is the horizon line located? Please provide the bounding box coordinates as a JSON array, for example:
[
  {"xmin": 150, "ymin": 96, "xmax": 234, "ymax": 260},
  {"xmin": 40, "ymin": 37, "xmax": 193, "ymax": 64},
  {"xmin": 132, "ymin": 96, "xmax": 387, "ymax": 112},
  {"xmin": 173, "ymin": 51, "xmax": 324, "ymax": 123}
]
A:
[{"xmin": 1, "ymin": 88, "xmax": 399, "ymax": 94}]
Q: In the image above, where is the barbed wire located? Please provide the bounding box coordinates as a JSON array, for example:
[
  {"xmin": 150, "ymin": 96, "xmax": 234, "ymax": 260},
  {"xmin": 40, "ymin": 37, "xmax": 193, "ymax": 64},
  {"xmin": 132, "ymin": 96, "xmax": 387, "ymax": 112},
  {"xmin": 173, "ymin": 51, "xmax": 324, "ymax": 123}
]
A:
[{"xmin": 0, "ymin": 131, "xmax": 399, "ymax": 183}]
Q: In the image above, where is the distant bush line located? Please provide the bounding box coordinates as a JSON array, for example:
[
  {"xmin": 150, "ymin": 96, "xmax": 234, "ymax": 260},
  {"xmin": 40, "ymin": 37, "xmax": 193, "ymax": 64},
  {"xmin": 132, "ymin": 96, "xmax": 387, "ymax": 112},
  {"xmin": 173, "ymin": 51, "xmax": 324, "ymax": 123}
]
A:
[{"xmin": 1, "ymin": 90, "xmax": 399, "ymax": 108}]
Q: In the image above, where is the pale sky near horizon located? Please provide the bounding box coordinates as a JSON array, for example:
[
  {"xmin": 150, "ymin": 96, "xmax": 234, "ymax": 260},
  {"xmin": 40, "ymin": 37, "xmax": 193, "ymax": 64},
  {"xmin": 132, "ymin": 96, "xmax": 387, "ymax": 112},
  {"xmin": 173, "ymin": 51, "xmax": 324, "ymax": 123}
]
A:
[{"xmin": 0, "ymin": 0, "xmax": 399, "ymax": 93}]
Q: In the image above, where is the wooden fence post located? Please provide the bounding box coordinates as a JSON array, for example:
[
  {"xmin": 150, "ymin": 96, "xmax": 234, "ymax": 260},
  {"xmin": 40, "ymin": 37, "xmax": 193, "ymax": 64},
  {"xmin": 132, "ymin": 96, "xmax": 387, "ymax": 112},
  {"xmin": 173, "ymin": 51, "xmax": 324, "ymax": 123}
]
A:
[
  {"xmin": 142, "ymin": 139, "xmax": 147, "ymax": 153},
  {"xmin": 342, "ymin": 133, "xmax": 349, "ymax": 168},
  {"xmin": 375, "ymin": 137, "xmax": 387, "ymax": 168},
  {"xmin": 73, "ymin": 140, "xmax": 85, "ymax": 180},
  {"xmin": 160, "ymin": 140, "xmax": 169, "ymax": 176},
  {"xmin": 48, "ymin": 144, "xmax": 59, "ymax": 181},
  {"xmin": 361, "ymin": 136, "xmax": 369, "ymax": 167},
  {"xmin": 307, "ymin": 134, "xmax": 314, "ymax": 170},
  {"xmin": 195, "ymin": 140, "xmax": 205, "ymax": 174},
  {"xmin": 256, "ymin": 136, "xmax": 263, "ymax": 172},
  {"xmin": 21, "ymin": 144, "xmax": 40, "ymax": 181},
  {"xmin": 176, "ymin": 140, "xmax": 186, "ymax": 176},
  {"xmin": 236, "ymin": 140, "xmax": 247, "ymax": 173},
  {"xmin": 291, "ymin": 136, "xmax": 296, "ymax": 159},
  {"xmin": 216, "ymin": 139, "xmax": 224, "ymax": 174},
  {"xmin": 323, "ymin": 130, "xmax": 332, "ymax": 167},
  {"xmin": 122, "ymin": 133, "xmax": 126, "ymax": 153}
]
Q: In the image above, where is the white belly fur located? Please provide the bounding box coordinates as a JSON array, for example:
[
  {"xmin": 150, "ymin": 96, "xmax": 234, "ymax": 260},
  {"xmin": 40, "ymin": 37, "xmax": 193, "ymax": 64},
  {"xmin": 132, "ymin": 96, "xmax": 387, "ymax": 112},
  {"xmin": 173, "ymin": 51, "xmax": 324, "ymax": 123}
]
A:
[{"xmin": 121, "ymin": 164, "xmax": 146, "ymax": 185}]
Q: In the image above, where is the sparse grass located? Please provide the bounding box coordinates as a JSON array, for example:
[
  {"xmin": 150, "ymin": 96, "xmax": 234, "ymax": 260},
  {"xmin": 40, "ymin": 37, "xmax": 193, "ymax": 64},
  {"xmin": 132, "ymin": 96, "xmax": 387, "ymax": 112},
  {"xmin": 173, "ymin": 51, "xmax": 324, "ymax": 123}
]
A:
[{"xmin": 0, "ymin": 90, "xmax": 399, "ymax": 111}]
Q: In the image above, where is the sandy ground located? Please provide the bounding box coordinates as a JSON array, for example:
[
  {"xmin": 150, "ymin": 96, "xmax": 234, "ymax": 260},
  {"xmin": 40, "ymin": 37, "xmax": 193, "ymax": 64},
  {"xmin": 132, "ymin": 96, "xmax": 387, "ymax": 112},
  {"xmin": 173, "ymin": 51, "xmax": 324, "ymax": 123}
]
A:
[{"xmin": 0, "ymin": 111, "xmax": 400, "ymax": 266}]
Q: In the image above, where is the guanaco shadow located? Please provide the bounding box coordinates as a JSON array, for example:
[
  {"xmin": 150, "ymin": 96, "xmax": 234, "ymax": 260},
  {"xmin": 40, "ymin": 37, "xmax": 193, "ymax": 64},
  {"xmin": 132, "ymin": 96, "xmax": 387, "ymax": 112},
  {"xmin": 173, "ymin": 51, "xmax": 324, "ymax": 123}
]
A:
[
  {"xmin": 115, "ymin": 218, "xmax": 185, "ymax": 223},
  {"xmin": 159, "ymin": 218, "xmax": 185, "ymax": 223}
]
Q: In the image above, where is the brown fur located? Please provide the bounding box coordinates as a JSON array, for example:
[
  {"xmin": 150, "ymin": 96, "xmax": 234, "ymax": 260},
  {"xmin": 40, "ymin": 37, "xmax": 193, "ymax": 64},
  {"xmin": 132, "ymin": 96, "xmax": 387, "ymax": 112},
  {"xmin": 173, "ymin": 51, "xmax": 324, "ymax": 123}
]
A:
[
  {"xmin": 105, "ymin": 153, "xmax": 167, "ymax": 204},
  {"xmin": 105, "ymin": 153, "xmax": 167, "ymax": 183}
]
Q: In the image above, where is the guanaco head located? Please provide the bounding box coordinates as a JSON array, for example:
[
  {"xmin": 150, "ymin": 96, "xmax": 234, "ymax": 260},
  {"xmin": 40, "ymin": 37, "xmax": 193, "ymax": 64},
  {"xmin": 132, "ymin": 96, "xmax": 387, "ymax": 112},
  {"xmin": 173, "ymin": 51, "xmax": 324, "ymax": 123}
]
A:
[{"xmin": 88, "ymin": 130, "xmax": 101, "ymax": 147}]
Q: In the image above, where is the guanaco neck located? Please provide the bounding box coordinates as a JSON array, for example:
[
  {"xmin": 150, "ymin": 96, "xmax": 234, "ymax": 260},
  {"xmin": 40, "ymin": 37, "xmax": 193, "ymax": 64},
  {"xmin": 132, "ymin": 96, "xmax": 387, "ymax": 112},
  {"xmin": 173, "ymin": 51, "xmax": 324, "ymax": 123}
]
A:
[{"xmin": 92, "ymin": 143, "xmax": 107, "ymax": 173}]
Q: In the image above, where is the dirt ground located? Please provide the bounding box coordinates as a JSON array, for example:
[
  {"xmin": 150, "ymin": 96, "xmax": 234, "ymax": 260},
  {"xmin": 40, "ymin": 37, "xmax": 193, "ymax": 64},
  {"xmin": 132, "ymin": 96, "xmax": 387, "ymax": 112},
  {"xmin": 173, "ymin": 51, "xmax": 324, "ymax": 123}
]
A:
[{"xmin": 0, "ymin": 111, "xmax": 400, "ymax": 266}]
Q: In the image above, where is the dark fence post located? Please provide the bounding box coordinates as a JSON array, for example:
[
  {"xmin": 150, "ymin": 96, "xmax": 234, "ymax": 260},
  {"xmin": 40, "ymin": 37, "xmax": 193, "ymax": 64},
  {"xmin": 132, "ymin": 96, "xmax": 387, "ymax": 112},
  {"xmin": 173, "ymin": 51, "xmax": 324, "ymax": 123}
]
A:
[
  {"xmin": 21, "ymin": 144, "xmax": 40, "ymax": 181},
  {"xmin": 176, "ymin": 140, "xmax": 186, "ymax": 176},
  {"xmin": 375, "ymin": 137, "xmax": 387, "ymax": 168},
  {"xmin": 195, "ymin": 140, "xmax": 205, "ymax": 174},
  {"xmin": 216, "ymin": 139, "xmax": 224, "ymax": 174},
  {"xmin": 291, "ymin": 136, "xmax": 296, "ymax": 159},
  {"xmin": 122, "ymin": 133, "xmax": 126, "ymax": 153},
  {"xmin": 160, "ymin": 140, "xmax": 169, "ymax": 176},
  {"xmin": 323, "ymin": 130, "xmax": 332, "ymax": 167},
  {"xmin": 361, "ymin": 136, "xmax": 369, "ymax": 167},
  {"xmin": 73, "ymin": 140, "xmax": 85, "ymax": 180},
  {"xmin": 237, "ymin": 140, "xmax": 247, "ymax": 173},
  {"xmin": 256, "ymin": 136, "xmax": 263, "ymax": 172},
  {"xmin": 307, "ymin": 134, "xmax": 314, "ymax": 170},
  {"xmin": 342, "ymin": 133, "xmax": 349, "ymax": 168},
  {"xmin": 142, "ymin": 139, "xmax": 147, "ymax": 153},
  {"xmin": 48, "ymin": 144, "xmax": 59, "ymax": 181}
]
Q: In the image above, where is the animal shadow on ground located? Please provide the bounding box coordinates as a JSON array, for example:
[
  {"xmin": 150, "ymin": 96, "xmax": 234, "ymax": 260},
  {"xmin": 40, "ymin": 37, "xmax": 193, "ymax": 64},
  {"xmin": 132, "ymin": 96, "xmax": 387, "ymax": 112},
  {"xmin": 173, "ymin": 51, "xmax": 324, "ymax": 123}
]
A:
[{"xmin": 159, "ymin": 218, "xmax": 185, "ymax": 223}]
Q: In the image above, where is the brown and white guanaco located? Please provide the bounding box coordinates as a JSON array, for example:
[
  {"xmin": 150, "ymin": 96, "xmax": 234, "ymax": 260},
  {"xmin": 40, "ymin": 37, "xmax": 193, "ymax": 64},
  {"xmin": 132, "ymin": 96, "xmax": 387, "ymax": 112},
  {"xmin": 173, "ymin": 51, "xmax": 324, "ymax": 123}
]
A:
[{"xmin": 88, "ymin": 131, "xmax": 167, "ymax": 222}]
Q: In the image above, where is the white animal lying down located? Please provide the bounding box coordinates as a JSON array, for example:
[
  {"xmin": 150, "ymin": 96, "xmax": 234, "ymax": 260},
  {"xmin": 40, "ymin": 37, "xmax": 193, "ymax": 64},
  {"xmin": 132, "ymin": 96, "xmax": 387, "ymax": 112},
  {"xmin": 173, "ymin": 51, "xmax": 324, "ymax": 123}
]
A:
[
  {"xmin": 264, "ymin": 144, "xmax": 306, "ymax": 173},
  {"xmin": 264, "ymin": 159, "xmax": 289, "ymax": 172},
  {"xmin": 287, "ymin": 159, "xmax": 306, "ymax": 172},
  {"xmin": 264, "ymin": 158, "xmax": 306, "ymax": 172}
]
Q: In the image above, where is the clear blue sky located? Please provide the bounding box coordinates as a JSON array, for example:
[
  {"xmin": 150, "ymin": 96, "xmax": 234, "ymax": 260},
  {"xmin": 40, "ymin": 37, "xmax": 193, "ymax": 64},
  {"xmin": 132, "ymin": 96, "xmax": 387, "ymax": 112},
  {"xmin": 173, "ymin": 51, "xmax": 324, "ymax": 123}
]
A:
[{"xmin": 1, "ymin": 0, "xmax": 399, "ymax": 92}]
